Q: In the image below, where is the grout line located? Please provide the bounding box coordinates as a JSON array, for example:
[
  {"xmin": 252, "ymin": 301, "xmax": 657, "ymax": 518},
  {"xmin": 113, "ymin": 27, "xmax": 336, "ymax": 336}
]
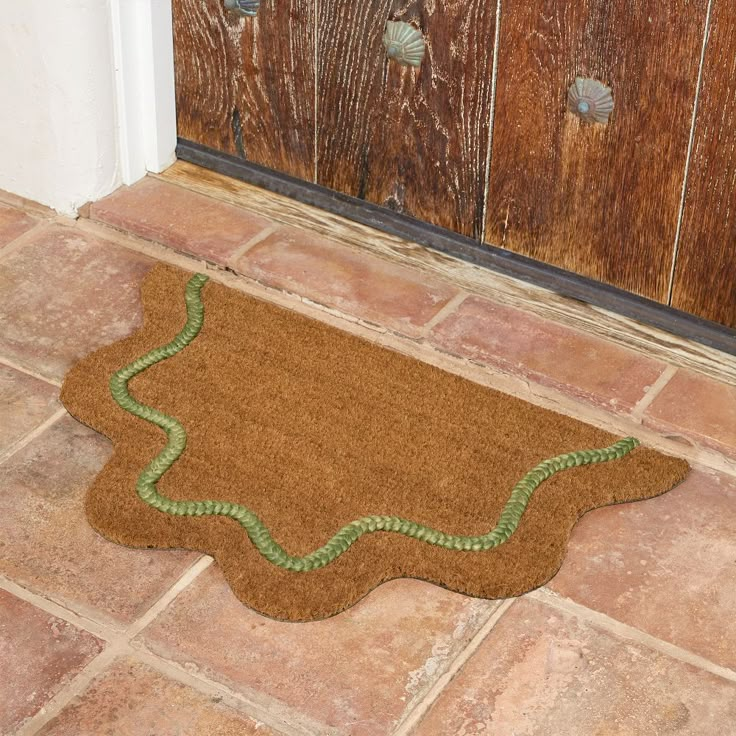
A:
[
  {"xmin": 226, "ymin": 222, "xmax": 281, "ymax": 264},
  {"xmin": 479, "ymin": 0, "xmax": 503, "ymax": 246},
  {"xmin": 0, "ymin": 556, "xmax": 215, "ymax": 648},
  {"xmin": 530, "ymin": 588, "xmax": 736, "ymax": 685},
  {"xmin": 133, "ymin": 648, "xmax": 334, "ymax": 736},
  {"xmin": 630, "ymin": 364, "xmax": 678, "ymax": 421},
  {"xmin": 417, "ymin": 292, "xmax": 469, "ymax": 337},
  {"xmin": 15, "ymin": 624, "xmax": 325, "ymax": 736},
  {"xmin": 0, "ymin": 408, "xmax": 67, "ymax": 466},
  {"xmin": 15, "ymin": 646, "xmax": 125, "ymax": 736},
  {"xmin": 0, "ymin": 355, "xmax": 62, "ymax": 387},
  {"xmin": 15, "ymin": 578, "xmax": 735, "ymax": 736},
  {"xmin": 0, "ymin": 575, "xmax": 118, "ymax": 642},
  {"xmin": 11, "ymin": 555, "xmax": 218, "ymax": 735},
  {"xmin": 668, "ymin": 0, "xmax": 714, "ymax": 305},
  {"xmin": 124, "ymin": 556, "xmax": 214, "ymax": 639},
  {"xmin": 0, "ymin": 219, "xmax": 55, "ymax": 262},
  {"xmin": 392, "ymin": 598, "xmax": 516, "ymax": 735}
]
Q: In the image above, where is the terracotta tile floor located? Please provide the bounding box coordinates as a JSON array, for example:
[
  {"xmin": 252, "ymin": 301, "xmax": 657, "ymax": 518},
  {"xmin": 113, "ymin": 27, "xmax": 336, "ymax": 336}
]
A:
[{"xmin": 2, "ymin": 177, "xmax": 735, "ymax": 736}]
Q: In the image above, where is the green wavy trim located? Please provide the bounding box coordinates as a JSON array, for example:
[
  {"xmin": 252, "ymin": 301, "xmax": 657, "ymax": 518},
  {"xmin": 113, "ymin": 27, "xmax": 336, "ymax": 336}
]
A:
[{"xmin": 110, "ymin": 272, "xmax": 640, "ymax": 573}]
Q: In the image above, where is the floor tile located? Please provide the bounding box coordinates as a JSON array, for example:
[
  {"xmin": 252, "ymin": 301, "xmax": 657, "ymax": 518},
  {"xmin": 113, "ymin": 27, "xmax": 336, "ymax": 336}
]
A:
[
  {"xmin": 90, "ymin": 178, "xmax": 273, "ymax": 265},
  {"xmin": 430, "ymin": 296, "xmax": 665, "ymax": 411},
  {"xmin": 3, "ymin": 183, "xmax": 734, "ymax": 736},
  {"xmin": 234, "ymin": 227, "xmax": 460, "ymax": 336},
  {"xmin": 0, "ymin": 224, "xmax": 153, "ymax": 382},
  {"xmin": 0, "ymin": 588, "xmax": 104, "ymax": 734},
  {"xmin": 415, "ymin": 596, "xmax": 736, "ymax": 735},
  {"xmin": 0, "ymin": 203, "xmax": 37, "ymax": 247},
  {"xmin": 549, "ymin": 469, "xmax": 736, "ymax": 669},
  {"xmin": 0, "ymin": 363, "xmax": 60, "ymax": 455},
  {"xmin": 38, "ymin": 658, "xmax": 277, "ymax": 736},
  {"xmin": 644, "ymin": 370, "xmax": 736, "ymax": 458},
  {"xmin": 138, "ymin": 567, "xmax": 498, "ymax": 736},
  {"xmin": 0, "ymin": 415, "xmax": 198, "ymax": 627}
]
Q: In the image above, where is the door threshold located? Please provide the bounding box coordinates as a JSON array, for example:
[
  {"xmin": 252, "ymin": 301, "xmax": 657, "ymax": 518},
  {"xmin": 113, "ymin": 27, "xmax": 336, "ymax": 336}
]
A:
[{"xmin": 161, "ymin": 142, "xmax": 736, "ymax": 381}]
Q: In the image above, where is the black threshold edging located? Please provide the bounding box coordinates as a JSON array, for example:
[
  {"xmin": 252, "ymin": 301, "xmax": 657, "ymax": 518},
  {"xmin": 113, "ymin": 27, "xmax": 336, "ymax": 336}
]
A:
[{"xmin": 177, "ymin": 139, "xmax": 736, "ymax": 356}]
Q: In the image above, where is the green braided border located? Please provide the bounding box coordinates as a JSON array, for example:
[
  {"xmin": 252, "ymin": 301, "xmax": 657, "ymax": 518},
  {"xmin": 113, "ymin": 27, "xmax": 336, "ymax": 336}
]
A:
[{"xmin": 110, "ymin": 273, "xmax": 640, "ymax": 573}]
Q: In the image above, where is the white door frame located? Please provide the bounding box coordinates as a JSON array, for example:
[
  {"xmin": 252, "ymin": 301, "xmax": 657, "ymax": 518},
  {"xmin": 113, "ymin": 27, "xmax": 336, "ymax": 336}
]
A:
[{"xmin": 110, "ymin": 0, "xmax": 178, "ymax": 185}]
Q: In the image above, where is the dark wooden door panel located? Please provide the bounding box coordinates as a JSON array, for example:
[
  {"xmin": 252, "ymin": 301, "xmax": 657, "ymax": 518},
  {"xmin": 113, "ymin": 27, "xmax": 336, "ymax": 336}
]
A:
[
  {"xmin": 672, "ymin": 5, "xmax": 736, "ymax": 329},
  {"xmin": 485, "ymin": 1, "xmax": 708, "ymax": 301},
  {"xmin": 173, "ymin": 0, "xmax": 315, "ymax": 181},
  {"xmin": 316, "ymin": 0, "xmax": 497, "ymax": 238}
]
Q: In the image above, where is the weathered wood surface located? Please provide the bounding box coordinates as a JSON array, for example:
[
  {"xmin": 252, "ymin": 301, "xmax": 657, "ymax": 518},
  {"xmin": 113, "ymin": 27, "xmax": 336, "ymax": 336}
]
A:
[
  {"xmin": 672, "ymin": 3, "xmax": 736, "ymax": 329},
  {"xmin": 173, "ymin": 0, "xmax": 315, "ymax": 180},
  {"xmin": 317, "ymin": 0, "xmax": 497, "ymax": 237},
  {"xmin": 172, "ymin": 1, "xmax": 735, "ymax": 326},
  {"xmin": 484, "ymin": 0, "xmax": 709, "ymax": 301}
]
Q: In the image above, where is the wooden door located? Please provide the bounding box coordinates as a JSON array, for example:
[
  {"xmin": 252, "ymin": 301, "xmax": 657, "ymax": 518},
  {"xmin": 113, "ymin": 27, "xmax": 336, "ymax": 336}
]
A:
[
  {"xmin": 671, "ymin": 3, "xmax": 736, "ymax": 329},
  {"xmin": 484, "ymin": 1, "xmax": 709, "ymax": 302},
  {"xmin": 171, "ymin": 0, "xmax": 733, "ymax": 335},
  {"xmin": 174, "ymin": 0, "xmax": 497, "ymax": 239},
  {"xmin": 173, "ymin": 0, "xmax": 315, "ymax": 181},
  {"xmin": 317, "ymin": 0, "xmax": 497, "ymax": 238}
]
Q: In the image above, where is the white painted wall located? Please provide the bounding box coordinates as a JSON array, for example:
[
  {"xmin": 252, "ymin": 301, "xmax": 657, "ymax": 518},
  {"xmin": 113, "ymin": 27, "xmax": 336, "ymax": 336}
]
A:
[
  {"xmin": 110, "ymin": 0, "xmax": 178, "ymax": 185},
  {"xmin": 0, "ymin": 2, "xmax": 120, "ymax": 215},
  {"xmin": 0, "ymin": 1, "xmax": 177, "ymax": 216}
]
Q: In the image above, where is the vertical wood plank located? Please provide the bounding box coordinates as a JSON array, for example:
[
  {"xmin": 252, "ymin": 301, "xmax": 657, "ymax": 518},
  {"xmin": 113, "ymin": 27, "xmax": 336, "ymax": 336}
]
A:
[
  {"xmin": 316, "ymin": 0, "xmax": 497, "ymax": 238},
  {"xmin": 672, "ymin": 3, "xmax": 736, "ymax": 329},
  {"xmin": 172, "ymin": 0, "xmax": 315, "ymax": 181},
  {"xmin": 485, "ymin": 1, "xmax": 708, "ymax": 301}
]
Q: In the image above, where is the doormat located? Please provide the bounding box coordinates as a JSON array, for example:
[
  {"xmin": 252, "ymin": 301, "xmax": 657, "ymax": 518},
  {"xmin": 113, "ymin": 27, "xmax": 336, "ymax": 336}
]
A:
[{"xmin": 61, "ymin": 264, "xmax": 689, "ymax": 621}]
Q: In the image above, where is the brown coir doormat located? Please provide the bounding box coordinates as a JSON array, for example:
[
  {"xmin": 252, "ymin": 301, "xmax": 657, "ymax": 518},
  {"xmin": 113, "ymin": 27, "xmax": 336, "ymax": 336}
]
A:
[{"xmin": 61, "ymin": 264, "xmax": 689, "ymax": 621}]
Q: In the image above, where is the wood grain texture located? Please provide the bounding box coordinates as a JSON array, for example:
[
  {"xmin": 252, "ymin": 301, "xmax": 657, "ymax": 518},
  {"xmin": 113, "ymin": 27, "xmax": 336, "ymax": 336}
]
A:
[
  {"xmin": 485, "ymin": 0, "xmax": 708, "ymax": 301},
  {"xmin": 157, "ymin": 162, "xmax": 736, "ymax": 384},
  {"xmin": 672, "ymin": 4, "xmax": 736, "ymax": 329},
  {"xmin": 172, "ymin": 0, "xmax": 314, "ymax": 180},
  {"xmin": 316, "ymin": 0, "xmax": 497, "ymax": 237}
]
